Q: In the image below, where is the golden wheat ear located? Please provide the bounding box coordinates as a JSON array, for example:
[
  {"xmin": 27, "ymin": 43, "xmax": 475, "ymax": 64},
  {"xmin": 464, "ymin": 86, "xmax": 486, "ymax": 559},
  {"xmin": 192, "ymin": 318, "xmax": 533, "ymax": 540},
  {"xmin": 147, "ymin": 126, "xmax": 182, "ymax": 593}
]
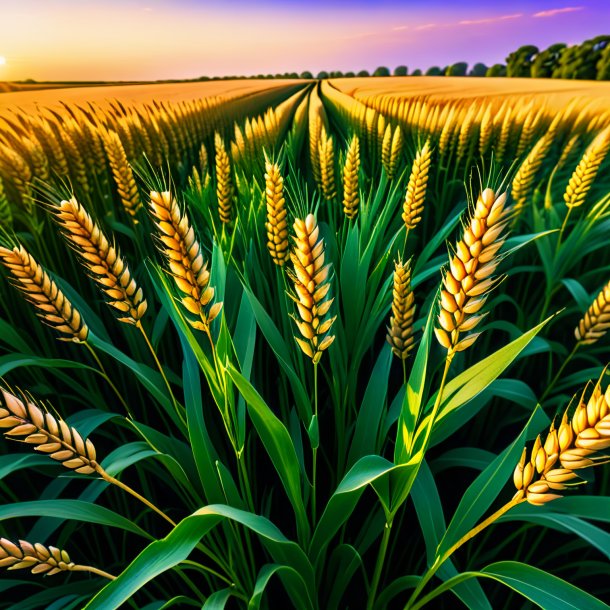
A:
[
  {"xmin": 342, "ymin": 135, "xmax": 360, "ymax": 220},
  {"xmin": 0, "ymin": 387, "xmax": 98, "ymax": 474},
  {"xmin": 387, "ymin": 258, "xmax": 416, "ymax": 360},
  {"xmin": 0, "ymin": 538, "xmax": 115, "ymax": 579},
  {"xmin": 102, "ymin": 129, "xmax": 142, "ymax": 218},
  {"xmin": 287, "ymin": 214, "xmax": 335, "ymax": 364},
  {"xmin": 575, "ymin": 279, "xmax": 610, "ymax": 346},
  {"xmin": 0, "ymin": 244, "xmax": 89, "ymax": 343},
  {"xmin": 54, "ymin": 197, "xmax": 147, "ymax": 325},
  {"xmin": 214, "ymin": 132, "xmax": 234, "ymax": 224},
  {"xmin": 435, "ymin": 187, "xmax": 513, "ymax": 355},
  {"xmin": 264, "ymin": 160, "xmax": 289, "ymax": 266},
  {"xmin": 149, "ymin": 190, "xmax": 222, "ymax": 332},
  {"xmin": 515, "ymin": 377, "xmax": 610, "ymax": 506},
  {"xmin": 403, "ymin": 140, "xmax": 431, "ymax": 232},
  {"xmin": 563, "ymin": 126, "xmax": 610, "ymax": 209}
]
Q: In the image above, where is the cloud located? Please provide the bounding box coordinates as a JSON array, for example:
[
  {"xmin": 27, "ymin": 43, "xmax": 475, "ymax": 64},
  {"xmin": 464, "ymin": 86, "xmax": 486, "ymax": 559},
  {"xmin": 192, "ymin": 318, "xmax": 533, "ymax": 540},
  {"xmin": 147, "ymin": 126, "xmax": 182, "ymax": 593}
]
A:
[
  {"xmin": 533, "ymin": 6, "xmax": 584, "ymax": 18},
  {"xmin": 393, "ymin": 25, "xmax": 408, "ymax": 31},
  {"xmin": 415, "ymin": 23, "xmax": 437, "ymax": 31},
  {"xmin": 459, "ymin": 13, "xmax": 523, "ymax": 25}
]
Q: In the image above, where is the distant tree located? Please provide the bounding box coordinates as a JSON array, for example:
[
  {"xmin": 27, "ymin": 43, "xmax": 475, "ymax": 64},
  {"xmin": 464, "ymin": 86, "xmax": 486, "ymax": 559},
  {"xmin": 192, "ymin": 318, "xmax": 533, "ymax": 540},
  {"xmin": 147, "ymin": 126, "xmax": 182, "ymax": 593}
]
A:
[
  {"xmin": 316, "ymin": 71, "xmax": 329, "ymax": 79},
  {"xmin": 531, "ymin": 43, "xmax": 566, "ymax": 78},
  {"xmin": 425, "ymin": 66, "xmax": 443, "ymax": 76},
  {"xmin": 555, "ymin": 36, "xmax": 610, "ymax": 79},
  {"xmin": 300, "ymin": 71, "xmax": 313, "ymax": 79},
  {"xmin": 345, "ymin": 71, "xmax": 355, "ymax": 78},
  {"xmin": 329, "ymin": 71, "xmax": 344, "ymax": 78},
  {"xmin": 357, "ymin": 70, "xmax": 370, "ymax": 77},
  {"xmin": 393, "ymin": 65, "xmax": 408, "ymax": 76},
  {"xmin": 597, "ymin": 44, "xmax": 610, "ymax": 80},
  {"xmin": 469, "ymin": 62, "xmax": 488, "ymax": 77},
  {"xmin": 506, "ymin": 45, "xmax": 538, "ymax": 77},
  {"xmin": 486, "ymin": 63, "xmax": 507, "ymax": 77},
  {"xmin": 373, "ymin": 66, "xmax": 391, "ymax": 77},
  {"xmin": 446, "ymin": 62, "xmax": 468, "ymax": 76},
  {"xmin": 411, "ymin": 69, "xmax": 422, "ymax": 76}
]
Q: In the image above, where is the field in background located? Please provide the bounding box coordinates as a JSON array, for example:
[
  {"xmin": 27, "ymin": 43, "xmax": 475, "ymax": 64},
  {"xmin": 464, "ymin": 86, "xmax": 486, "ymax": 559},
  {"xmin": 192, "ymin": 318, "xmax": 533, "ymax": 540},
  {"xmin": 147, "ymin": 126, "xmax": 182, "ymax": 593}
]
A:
[
  {"xmin": 0, "ymin": 78, "xmax": 301, "ymax": 114},
  {"xmin": 333, "ymin": 75, "xmax": 610, "ymax": 109},
  {"xmin": 0, "ymin": 77, "xmax": 610, "ymax": 609}
]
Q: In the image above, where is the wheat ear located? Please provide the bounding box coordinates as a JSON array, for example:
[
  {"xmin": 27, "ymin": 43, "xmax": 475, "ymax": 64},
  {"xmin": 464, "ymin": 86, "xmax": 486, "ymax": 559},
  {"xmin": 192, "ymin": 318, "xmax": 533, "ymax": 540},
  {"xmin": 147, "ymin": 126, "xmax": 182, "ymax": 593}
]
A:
[
  {"xmin": 563, "ymin": 126, "xmax": 610, "ymax": 208},
  {"xmin": 103, "ymin": 130, "xmax": 142, "ymax": 218},
  {"xmin": 287, "ymin": 214, "xmax": 335, "ymax": 364},
  {"xmin": 0, "ymin": 387, "xmax": 97, "ymax": 473},
  {"xmin": 0, "ymin": 245, "xmax": 88, "ymax": 342},
  {"xmin": 149, "ymin": 191, "xmax": 222, "ymax": 333},
  {"xmin": 342, "ymin": 135, "xmax": 360, "ymax": 220},
  {"xmin": 435, "ymin": 188, "xmax": 512, "ymax": 354},
  {"xmin": 0, "ymin": 385, "xmax": 176, "ymax": 526},
  {"xmin": 403, "ymin": 140, "xmax": 431, "ymax": 231},
  {"xmin": 386, "ymin": 259, "xmax": 416, "ymax": 360},
  {"xmin": 55, "ymin": 198, "xmax": 147, "ymax": 325},
  {"xmin": 575, "ymin": 280, "xmax": 610, "ymax": 345},
  {"xmin": 214, "ymin": 132, "xmax": 234, "ymax": 224},
  {"xmin": 0, "ymin": 538, "xmax": 114, "ymax": 580},
  {"xmin": 514, "ymin": 377, "xmax": 610, "ymax": 505},
  {"xmin": 264, "ymin": 161, "xmax": 289, "ymax": 266},
  {"xmin": 511, "ymin": 133, "xmax": 554, "ymax": 212},
  {"xmin": 318, "ymin": 128, "xmax": 337, "ymax": 201}
]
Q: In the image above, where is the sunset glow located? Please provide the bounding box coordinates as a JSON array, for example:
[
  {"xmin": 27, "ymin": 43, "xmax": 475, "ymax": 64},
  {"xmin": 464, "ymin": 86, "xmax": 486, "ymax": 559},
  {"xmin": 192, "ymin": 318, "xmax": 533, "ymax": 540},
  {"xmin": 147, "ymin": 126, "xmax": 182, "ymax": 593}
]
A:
[{"xmin": 2, "ymin": 1, "xmax": 610, "ymax": 81}]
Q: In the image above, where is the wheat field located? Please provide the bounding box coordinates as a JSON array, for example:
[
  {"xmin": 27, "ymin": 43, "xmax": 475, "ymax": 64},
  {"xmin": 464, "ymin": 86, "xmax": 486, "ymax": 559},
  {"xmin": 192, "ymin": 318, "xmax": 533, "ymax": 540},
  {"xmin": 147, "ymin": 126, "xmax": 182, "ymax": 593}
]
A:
[{"xmin": 0, "ymin": 77, "xmax": 609, "ymax": 609}]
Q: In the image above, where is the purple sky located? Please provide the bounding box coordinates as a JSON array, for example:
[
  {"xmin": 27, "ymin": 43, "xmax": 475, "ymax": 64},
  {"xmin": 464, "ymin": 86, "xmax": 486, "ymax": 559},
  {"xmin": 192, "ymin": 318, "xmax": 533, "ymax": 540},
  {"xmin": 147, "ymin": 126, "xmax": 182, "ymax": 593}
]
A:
[{"xmin": 1, "ymin": 1, "xmax": 609, "ymax": 80}]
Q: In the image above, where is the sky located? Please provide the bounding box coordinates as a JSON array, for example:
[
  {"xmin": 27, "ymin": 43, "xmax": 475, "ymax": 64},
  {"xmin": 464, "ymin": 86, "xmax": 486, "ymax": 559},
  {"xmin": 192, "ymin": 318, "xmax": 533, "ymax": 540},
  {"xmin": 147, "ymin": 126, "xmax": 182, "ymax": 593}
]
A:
[{"xmin": 0, "ymin": 0, "xmax": 609, "ymax": 81}]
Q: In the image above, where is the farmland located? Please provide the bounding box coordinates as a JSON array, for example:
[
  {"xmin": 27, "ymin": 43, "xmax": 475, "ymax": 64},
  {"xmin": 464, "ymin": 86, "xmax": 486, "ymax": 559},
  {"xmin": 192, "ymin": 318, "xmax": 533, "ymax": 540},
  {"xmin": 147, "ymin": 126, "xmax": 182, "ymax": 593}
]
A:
[{"xmin": 0, "ymin": 76, "xmax": 610, "ymax": 609}]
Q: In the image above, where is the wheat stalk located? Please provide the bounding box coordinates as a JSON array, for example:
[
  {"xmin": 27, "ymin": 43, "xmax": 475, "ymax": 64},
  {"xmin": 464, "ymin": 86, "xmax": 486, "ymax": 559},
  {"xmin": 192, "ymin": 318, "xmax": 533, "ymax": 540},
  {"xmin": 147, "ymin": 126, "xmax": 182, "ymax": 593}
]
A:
[
  {"xmin": 386, "ymin": 259, "xmax": 416, "ymax": 360},
  {"xmin": 103, "ymin": 129, "xmax": 142, "ymax": 218},
  {"xmin": 0, "ymin": 538, "xmax": 114, "ymax": 580},
  {"xmin": 149, "ymin": 191, "xmax": 222, "ymax": 333},
  {"xmin": 318, "ymin": 128, "xmax": 336, "ymax": 200},
  {"xmin": 0, "ymin": 384, "xmax": 176, "ymax": 526},
  {"xmin": 54, "ymin": 198, "xmax": 147, "ymax": 325},
  {"xmin": 214, "ymin": 132, "xmax": 234, "ymax": 224},
  {"xmin": 0, "ymin": 245, "xmax": 88, "ymax": 342},
  {"xmin": 403, "ymin": 140, "xmax": 431, "ymax": 231},
  {"xmin": 287, "ymin": 213, "xmax": 335, "ymax": 363},
  {"xmin": 564, "ymin": 126, "xmax": 610, "ymax": 208},
  {"xmin": 514, "ymin": 377, "xmax": 610, "ymax": 505},
  {"xmin": 435, "ymin": 188, "xmax": 512, "ymax": 354},
  {"xmin": 342, "ymin": 135, "xmax": 360, "ymax": 220},
  {"xmin": 264, "ymin": 160, "xmax": 289, "ymax": 266},
  {"xmin": 575, "ymin": 279, "xmax": 610, "ymax": 345}
]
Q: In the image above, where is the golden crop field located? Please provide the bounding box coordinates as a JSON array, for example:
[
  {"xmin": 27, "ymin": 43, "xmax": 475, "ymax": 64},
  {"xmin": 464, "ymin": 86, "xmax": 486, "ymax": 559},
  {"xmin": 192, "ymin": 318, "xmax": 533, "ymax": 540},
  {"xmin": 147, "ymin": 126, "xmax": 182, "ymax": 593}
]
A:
[{"xmin": 1, "ymin": 76, "xmax": 610, "ymax": 610}]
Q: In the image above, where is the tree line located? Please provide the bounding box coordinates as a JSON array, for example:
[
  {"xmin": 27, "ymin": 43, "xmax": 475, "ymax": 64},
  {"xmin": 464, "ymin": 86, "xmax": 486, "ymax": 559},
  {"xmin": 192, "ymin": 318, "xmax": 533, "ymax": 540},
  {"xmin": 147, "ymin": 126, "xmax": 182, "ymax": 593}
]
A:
[{"xmin": 187, "ymin": 34, "xmax": 609, "ymax": 80}]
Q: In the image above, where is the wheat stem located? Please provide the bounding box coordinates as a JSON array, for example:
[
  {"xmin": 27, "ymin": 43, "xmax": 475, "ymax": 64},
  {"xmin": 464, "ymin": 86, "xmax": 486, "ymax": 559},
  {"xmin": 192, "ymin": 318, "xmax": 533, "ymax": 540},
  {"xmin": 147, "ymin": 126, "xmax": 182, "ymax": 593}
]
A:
[
  {"xmin": 137, "ymin": 322, "xmax": 183, "ymax": 421},
  {"xmin": 70, "ymin": 564, "xmax": 116, "ymax": 580},
  {"xmin": 101, "ymin": 471, "xmax": 176, "ymax": 527},
  {"xmin": 540, "ymin": 343, "xmax": 579, "ymax": 404},
  {"xmin": 311, "ymin": 361, "xmax": 319, "ymax": 525},
  {"xmin": 406, "ymin": 496, "xmax": 525, "ymax": 610},
  {"xmin": 83, "ymin": 342, "xmax": 132, "ymax": 417},
  {"xmin": 366, "ymin": 518, "xmax": 393, "ymax": 610}
]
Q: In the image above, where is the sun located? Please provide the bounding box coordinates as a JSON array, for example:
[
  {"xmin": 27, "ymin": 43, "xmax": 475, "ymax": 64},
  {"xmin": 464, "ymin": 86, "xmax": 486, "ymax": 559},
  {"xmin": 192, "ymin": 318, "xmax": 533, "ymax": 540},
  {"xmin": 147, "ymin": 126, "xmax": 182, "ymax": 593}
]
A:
[{"xmin": 0, "ymin": 57, "xmax": 6, "ymax": 66}]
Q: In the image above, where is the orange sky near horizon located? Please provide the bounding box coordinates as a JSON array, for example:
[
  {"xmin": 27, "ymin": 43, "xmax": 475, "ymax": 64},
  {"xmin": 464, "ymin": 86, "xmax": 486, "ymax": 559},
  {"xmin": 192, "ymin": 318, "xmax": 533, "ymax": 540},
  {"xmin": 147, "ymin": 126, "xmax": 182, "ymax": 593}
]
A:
[{"xmin": 1, "ymin": 1, "xmax": 609, "ymax": 82}]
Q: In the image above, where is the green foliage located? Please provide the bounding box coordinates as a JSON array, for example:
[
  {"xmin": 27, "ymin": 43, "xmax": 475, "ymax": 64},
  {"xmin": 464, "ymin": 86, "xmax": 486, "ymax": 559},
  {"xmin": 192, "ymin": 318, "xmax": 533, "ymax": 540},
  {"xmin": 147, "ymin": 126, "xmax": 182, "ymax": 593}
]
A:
[{"xmin": 506, "ymin": 45, "xmax": 539, "ymax": 77}]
